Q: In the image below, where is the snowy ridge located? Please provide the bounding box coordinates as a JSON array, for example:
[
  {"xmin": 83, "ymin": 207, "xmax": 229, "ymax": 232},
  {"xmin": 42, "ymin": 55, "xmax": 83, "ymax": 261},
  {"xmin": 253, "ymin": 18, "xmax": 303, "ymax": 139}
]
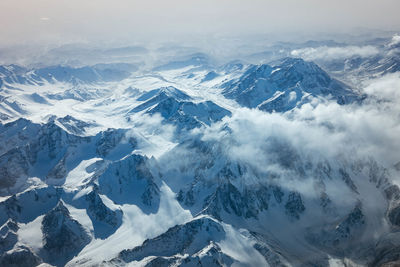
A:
[{"xmin": 222, "ymin": 58, "xmax": 363, "ymax": 112}]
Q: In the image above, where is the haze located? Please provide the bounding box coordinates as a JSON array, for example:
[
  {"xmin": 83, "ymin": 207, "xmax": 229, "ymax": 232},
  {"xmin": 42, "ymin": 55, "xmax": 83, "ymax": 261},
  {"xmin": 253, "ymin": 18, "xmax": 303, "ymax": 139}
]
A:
[{"xmin": 1, "ymin": 0, "xmax": 400, "ymax": 46}]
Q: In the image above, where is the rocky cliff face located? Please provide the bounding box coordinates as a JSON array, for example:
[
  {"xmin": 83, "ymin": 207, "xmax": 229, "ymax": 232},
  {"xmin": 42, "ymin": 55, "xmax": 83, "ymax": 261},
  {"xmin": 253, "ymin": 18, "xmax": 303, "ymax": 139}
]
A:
[{"xmin": 41, "ymin": 201, "xmax": 91, "ymax": 266}]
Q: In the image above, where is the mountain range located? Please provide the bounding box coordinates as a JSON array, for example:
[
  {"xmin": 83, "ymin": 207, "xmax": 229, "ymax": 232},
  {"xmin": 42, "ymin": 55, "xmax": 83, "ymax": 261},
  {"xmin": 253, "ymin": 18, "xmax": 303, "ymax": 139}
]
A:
[{"xmin": 0, "ymin": 36, "xmax": 400, "ymax": 267}]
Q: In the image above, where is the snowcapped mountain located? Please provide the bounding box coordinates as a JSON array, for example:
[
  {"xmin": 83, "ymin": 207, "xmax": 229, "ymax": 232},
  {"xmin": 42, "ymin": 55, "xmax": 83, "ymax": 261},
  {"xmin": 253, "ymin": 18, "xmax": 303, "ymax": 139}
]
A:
[
  {"xmin": 222, "ymin": 58, "xmax": 362, "ymax": 112},
  {"xmin": 302, "ymin": 36, "xmax": 400, "ymax": 84},
  {"xmin": 1, "ymin": 40, "xmax": 400, "ymax": 267},
  {"xmin": 128, "ymin": 86, "xmax": 231, "ymax": 130},
  {"xmin": 0, "ymin": 63, "xmax": 136, "ymax": 89}
]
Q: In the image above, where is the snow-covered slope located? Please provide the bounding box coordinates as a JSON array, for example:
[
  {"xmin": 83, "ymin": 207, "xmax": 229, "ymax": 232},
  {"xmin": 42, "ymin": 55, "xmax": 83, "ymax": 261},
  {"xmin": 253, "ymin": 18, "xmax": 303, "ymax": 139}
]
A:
[{"xmin": 222, "ymin": 58, "xmax": 362, "ymax": 112}]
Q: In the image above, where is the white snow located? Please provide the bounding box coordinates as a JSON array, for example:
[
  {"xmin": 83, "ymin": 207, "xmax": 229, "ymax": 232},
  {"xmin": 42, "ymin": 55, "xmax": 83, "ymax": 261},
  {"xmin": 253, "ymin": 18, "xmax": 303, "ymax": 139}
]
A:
[
  {"xmin": 218, "ymin": 224, "xmax": 269, "ymax": 267},
  {"xmin": 18, "ymin": 215, "xmax": 45, "ymax": 252},
  {"xmin": 68, "ymin": 182, "xmax": 192, "ymax": 266},
  {"xmin": 64, "ymin": 158, "xmax": 103, "ymax": 190}
]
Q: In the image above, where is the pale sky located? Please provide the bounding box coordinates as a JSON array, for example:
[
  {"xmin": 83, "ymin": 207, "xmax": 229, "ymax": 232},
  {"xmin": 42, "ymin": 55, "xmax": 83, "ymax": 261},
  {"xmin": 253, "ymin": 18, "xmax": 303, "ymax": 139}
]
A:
[{"xmin": 0, "ymin": 0, "xmax": 399, "ymax": 45}]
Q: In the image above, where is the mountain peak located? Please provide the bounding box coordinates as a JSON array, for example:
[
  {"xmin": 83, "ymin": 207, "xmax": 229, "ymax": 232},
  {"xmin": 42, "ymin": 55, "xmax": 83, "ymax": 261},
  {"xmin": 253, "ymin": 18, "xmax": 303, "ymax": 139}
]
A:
[{"xmin": 223, "ymin": 57, "xmax": 360, "ymax": 111}]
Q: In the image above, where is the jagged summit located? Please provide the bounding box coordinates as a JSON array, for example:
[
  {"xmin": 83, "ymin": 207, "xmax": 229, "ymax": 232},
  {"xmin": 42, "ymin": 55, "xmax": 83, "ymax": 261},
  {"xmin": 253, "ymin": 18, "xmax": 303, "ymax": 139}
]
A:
[
  {"xmin": 223, "ymin": 57, "xmax": 361, "ymax": 112},
  {"xmin": 129, "ymin": 86, "xmax": 230, "ymax": 130},
  {"xmin": 135, "ymin": 86, "xmax": 191, "ymax": 102}
]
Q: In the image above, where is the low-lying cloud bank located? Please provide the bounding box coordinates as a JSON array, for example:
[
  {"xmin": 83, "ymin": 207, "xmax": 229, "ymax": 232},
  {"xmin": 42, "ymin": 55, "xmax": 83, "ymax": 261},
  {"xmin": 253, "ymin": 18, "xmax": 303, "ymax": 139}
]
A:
[
  {"xmin": 291, "ymin": 45, "xmax": 380, "ymax": 61},
  {"xmin": 133, "ymin": 72, "xmax": 400, "ymax": 206},
  {"xmin": 195, "ymin": 72, "xmax": 400, "ymax": 189}
]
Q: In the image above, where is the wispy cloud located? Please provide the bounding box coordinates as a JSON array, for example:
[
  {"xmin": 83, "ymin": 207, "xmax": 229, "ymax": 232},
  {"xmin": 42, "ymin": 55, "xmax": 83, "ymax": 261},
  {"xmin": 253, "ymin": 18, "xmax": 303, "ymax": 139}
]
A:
[
  {"xmin": 178, "ymin": 73, "xmax": 400, "ymax": 204},
  {"xmin": 388, "ymin": 34, "xmax": 400, "ymax": 47},
  {"xmin": 126, "ymin": 113, "xmax": 177, "ymax": 158},
  {"xmin": 291, "ymin": 45, "xmax": 380, "ymax": 61}
]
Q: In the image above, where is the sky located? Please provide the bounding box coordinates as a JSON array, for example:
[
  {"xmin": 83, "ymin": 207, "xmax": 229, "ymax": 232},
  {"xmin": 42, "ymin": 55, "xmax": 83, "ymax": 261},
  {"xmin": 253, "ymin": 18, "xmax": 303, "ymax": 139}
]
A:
[{"xmin": 1, "ymin": 0, "xmax": 400, "ymax": 46}]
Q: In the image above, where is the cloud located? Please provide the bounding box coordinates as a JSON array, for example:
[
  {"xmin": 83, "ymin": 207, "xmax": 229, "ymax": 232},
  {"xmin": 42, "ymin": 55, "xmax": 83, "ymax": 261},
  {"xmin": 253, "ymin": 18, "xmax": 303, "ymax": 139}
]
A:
[
  {"xmin": 363, "ymin": 72, "xmax": 400, "ymax": 101},
  {"xmin": 125, "ymin": 113, "xmax": 177, "ymax": 158},
  {"xmin": 291, "ymin": 45, "xmax": 380, "ymax": 61},
  {"xmin": 388, "ymin": 34, "xmax": 400, "ymax": 47},
  {"xmin": 172, "ymin": 72, "xmax": 400, "ymax": 209}
]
